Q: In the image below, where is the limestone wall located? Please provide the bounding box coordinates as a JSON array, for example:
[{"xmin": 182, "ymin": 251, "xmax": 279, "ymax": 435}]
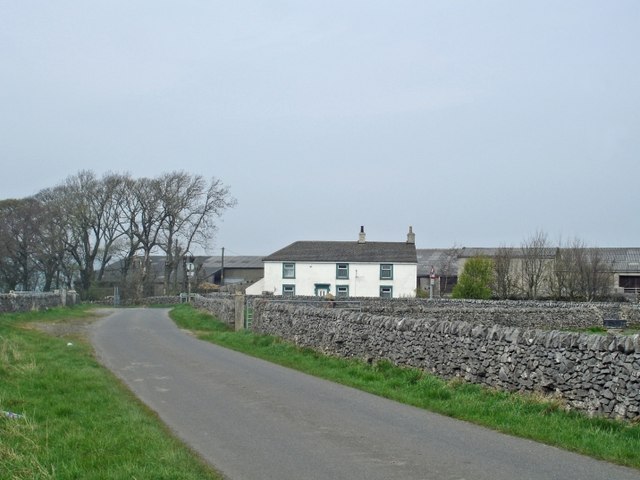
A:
[
  {"xmin": 0, "ymin": 290, "xmax": 78, "ymax": 313},
  {"xmin": 193, "ymin": 294, "xmax": 237, "ymax": 327},
  {"xmin": 356, "ymin": 298, "xmax": 639, "ymax": 329},
  {"xmin": 251, "ymin": 300, "xmax": 640, "ymax": 420}
]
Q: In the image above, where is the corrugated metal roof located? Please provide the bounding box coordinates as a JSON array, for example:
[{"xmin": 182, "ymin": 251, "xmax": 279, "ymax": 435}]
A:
[
  {"xmin": 417, "ymin": 247, "xmax": 640, "ymax": 274},
  {"xmin": 458, "ymin": 247, "xmax": 557, "ymax": 258},
  {"xmin": 264, "ymin": 241, "xmax": 417, "ymax": 263},
  {"xmin": 201, "ymin": 256, "xmax": 264, "ymax": 270},
  {"xmin": 416, "ymin": 249, "xmax": 460, "ymax": 276},
  {"xmin": 594, "ymin": 248, "xmax": 640, "ymax": 272},
  {"xmin": 102, "ymin": 248, "xmax": 640, "ymax": 281}
]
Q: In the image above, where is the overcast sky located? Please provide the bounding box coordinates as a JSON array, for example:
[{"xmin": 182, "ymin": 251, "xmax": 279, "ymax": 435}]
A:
[{"xmin": 1, "ymin": 1, "xmax": 639, "ymax": 255}]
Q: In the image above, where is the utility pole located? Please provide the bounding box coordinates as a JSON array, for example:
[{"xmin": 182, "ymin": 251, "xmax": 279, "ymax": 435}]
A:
[
  {"xmin": 221, "ymin": 247, "xmax": 225, "ymax": 286},
  {"xmin": 429, "ymin": 266, "xmax": 436, "ymax": 299}
]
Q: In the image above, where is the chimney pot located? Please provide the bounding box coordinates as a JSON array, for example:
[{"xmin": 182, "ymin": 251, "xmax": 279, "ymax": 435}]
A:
[
  {"xmin": 406, "ymin": 226, "xmax": 415, "ymax": 244},
  {"xmin": 358, "ymin": 226, "xmax": 366, "ymax": 244}
]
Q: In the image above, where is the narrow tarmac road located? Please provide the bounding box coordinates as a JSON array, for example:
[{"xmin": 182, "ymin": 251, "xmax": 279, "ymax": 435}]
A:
[{"xmin": 91, "ymin": 308, "xmax": 640, "ymax": 480}]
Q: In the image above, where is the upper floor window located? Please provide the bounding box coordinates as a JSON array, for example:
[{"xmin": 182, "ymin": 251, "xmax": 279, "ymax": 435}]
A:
[
  {"xmin": 283, "ymin": 263, "xmax": 295, "ymax": 279},
  {"xmin": 336, "ymin": 263, "xmax": 349, "ymax": 279},
  {"xmin": 380, "ymin": 264, "xmax": 393, "ymax": 280}
]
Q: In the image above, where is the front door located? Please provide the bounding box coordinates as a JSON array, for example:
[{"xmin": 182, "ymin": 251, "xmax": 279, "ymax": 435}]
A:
[{"xmin": 314, "ymin": 284, "xmax": 331, "ymax": 297}]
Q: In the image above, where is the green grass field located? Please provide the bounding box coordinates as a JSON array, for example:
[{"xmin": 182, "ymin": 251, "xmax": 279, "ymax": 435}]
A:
[
  {"xmin": 0, "ymin": 306, "xmax": 221, "ymax": 480},
  {"xmin": 3, "ymin": 303, "xmax": 640, "ymax": 477},
  {"xmin": 170, "ymin": 303, "xmax": 640, "ymax": 469}
]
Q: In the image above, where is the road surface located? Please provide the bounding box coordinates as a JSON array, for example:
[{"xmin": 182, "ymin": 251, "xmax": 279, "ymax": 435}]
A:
[{"xmin": 91, "ymin": 308, "xmax": 640, "ymax": 480}]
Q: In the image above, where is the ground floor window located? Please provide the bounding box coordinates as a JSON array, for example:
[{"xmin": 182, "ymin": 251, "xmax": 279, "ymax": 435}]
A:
[
  {"xmin": 380, "ymin": 286, "xmax": 393, "ymax": 298},
  {"xmin": 336, "ymin": 285, "xmax": 349, "ymax": 298},
  {"xmin": 619, "ymin": 275, "xmax": 640, "ymax": 292},
  {"xmin": 282, "ymin": 284, "xmax": 295, "ymax": 296}
]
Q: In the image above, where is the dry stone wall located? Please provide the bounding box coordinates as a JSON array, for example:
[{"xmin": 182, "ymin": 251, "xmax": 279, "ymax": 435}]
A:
[
  {"xmin": 262, "ymin": 297, "xmax": 640, "ymax": 329},
  {"xmin": 193, "ymin": 294, "xmax": 237, "ymax": 327},
  {"xmin": 0, "ymin": 291, "xmax": 78, "ymax": 313},
  {"xmin": 251, "ymin": 301, "xmax": 640, "ymax": 420},
  {"xmin": 356, "ymin": 298, "xmax": 638, "ymax": 329},
  {"xmin": 113, "ymin": 295, "xmax": 182, "ymax": 307}
]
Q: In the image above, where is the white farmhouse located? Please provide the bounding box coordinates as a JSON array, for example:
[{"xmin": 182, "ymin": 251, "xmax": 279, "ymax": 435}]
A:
[{"xmin": 246, "ymin": 227, "xmax": 418, "ymax": 298}]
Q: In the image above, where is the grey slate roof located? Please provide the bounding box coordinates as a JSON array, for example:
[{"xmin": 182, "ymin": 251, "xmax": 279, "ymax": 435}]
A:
[{"xmin": 263, "ymin": 241, "xmax": 417, "ymax": 264}]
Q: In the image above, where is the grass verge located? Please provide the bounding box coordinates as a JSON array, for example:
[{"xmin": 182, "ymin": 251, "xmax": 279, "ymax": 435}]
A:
[
  {"xmin": 170, "ymin": 303, "xmax": 640, "ymax": 469},
  {"xmin": 0, "ymin": 305, "xmax": 221, "ymax": 480}
]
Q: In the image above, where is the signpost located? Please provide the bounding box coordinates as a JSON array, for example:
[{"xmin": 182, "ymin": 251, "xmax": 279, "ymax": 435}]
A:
[{"xmin": 184, "ymin": 253, "xmax": 195, "ymax": 302}]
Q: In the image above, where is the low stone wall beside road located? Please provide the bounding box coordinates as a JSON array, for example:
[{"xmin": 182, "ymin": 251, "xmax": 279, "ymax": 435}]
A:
[
  {"xmin": 193, "ymin": 294, "xmax": 237, "ymax": 327},
  {"xmin": 134, "ymin": 295, "xmax": 182, "ymax": 306},
  {"xmin": 251, "ymin": 300, "xmax": 640, "ymax": 420},
  {"xmin": 250, "ymin": 297, "xmax": 640, "ymax": 330},
  {"xmin": 356, "ymin": 298, "xmax": 639, "ymax": 329},
  {"xmin": 0, "ymin": 290, "xmax": 78, "ymax": 313}
]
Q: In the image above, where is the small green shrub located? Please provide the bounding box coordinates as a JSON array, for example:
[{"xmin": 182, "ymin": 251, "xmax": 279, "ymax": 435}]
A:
[{"xmin": 452, "ymin": 256, "xmax": 495, "ymax": 299}]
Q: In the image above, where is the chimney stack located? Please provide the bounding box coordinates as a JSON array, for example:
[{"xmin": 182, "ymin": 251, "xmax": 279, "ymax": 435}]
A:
[
  {"xmin": 406, "ymin": 226, "xmax": 415, "ymax": 244},
  {"xmin": 358, "ymin": 226, "xmax": 366, "ymax": 244}
]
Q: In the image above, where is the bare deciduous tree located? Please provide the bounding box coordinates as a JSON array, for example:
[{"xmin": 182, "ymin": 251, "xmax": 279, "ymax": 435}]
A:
[
  {"xmin": 550, "ymin": 237, "xmax": 613, "ymax": 301},
  {"xmin": 579, "ymin": 247, "xmax": 613, "ymax": 301},
  {"xmin": 125, "ymin": 176, "xmax": 168, "ymax": 298},
  {"xmin": 494, "ymin": 244, "xmax": 516, "ymax": 299},
  {"xmin": 95, "ymin": 173, "xmax": 130, "ymax": 282},
  {"xmin": 117, "ymin": 171, "xmax": 236, "ymax": 298},
  {"xmin": 42, "ymin": 172, "xmax": 123, "ymax": 298},
  {"xmin": 552, "ymin": 237, "xmax": 585, "ymax": 300},
  {"xmin": 30, "ymin": 199, "xmax": 69, "ymax": 291},
  {"xmin": 520, "ymin": 229, "xmax": 550, "ymax": 299},
  {"xmin": 0, "ymin": 170, "xmax": 236, "ymax": 299},
  {"xmin": 155, "ymin": 172, "xmax": 236, "ymax": 294},
  {"xmin": 435, "ymin": 245, "xmax": 460, "ymax": 296},
  {"xmin": 0, "ymin": 198, "xmax": 43, "ymax": 291}
]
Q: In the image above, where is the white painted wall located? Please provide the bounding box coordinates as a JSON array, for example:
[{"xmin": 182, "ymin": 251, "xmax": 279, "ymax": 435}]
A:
[
  {"xmin": 245, "ymin": 278, "xmax": 264, "ymax": 295},
  {"xmin": 254, "ymin": 261, "xmax": 417, "ymax": 298}
]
